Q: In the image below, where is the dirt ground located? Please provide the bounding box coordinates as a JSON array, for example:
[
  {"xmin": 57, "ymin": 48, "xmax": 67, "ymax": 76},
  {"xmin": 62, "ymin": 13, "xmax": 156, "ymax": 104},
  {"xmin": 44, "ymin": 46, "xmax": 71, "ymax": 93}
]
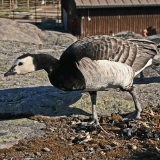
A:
[{"xmin": 0, "ymin": 106, "xmax": 160, "ymax": 160}]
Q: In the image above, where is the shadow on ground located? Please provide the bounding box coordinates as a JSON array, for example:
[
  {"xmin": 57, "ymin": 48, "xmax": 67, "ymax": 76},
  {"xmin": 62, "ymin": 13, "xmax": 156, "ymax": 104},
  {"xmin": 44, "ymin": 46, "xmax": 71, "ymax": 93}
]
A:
[
  {"xmin": 1, "ymin": 76, "xmax": 159, "ymax": 120},
  {"xmin": 0, "ymin": 86, "xmax": 90, "ymax": 119},
  {"xmin": 134, "ymin": 76, "xmax": 160, "ymax": 84}
]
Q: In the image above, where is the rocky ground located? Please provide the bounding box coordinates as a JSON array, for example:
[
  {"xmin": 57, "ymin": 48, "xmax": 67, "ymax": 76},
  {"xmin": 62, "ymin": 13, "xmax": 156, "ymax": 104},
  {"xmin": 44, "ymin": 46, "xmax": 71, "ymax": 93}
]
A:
[
  {"xmin": 0, "ymin": 19, "xmax": 160, "ymax": 159},
  {"xmin": 1, "ymin": 109, "xmax": 160, "ymax": 160}
]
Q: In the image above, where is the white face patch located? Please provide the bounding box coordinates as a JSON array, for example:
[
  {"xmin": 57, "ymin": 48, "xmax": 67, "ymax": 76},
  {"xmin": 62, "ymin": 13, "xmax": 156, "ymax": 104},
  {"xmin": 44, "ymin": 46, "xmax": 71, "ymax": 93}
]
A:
[
  {"xmin": 12, "ymin": 56, "xmax": 35, "ymax": 75},
  {"xmin": 135, "ymin": 59, "xmax": 153, "ymax": 76}
]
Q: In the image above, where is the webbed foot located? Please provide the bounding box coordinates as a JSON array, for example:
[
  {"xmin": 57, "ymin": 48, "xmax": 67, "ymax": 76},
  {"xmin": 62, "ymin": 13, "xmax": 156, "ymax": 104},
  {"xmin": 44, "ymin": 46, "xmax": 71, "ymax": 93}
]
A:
[
  {"xmin": 80, "ymin": 118, "xmax": 99, "ymax": 127},
  {"xmin": 123, "ymin": 111, "xmax": 141, "ymax": 121}
]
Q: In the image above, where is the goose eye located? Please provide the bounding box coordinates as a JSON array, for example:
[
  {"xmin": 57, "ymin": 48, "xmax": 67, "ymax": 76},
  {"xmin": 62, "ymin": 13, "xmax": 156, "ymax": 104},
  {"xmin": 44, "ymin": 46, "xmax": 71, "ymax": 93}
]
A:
[{"xmin": 18, "ymin": 62, "xmax": 23, "ymax": 66}]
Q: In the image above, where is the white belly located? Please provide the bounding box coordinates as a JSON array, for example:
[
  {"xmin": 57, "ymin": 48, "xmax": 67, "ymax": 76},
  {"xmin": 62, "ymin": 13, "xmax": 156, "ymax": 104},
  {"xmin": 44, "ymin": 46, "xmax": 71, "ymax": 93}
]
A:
[{"xmin": 76, "ymin": 58, "xmax": 134, "ymax": 91}]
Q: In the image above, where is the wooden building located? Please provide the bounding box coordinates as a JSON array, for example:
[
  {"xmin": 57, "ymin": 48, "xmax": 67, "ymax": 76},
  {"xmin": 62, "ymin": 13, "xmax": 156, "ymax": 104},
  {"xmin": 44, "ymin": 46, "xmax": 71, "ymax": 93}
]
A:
[{"xmin": 61, "ymin": 0, "xmax": 160, "ymax": 38}]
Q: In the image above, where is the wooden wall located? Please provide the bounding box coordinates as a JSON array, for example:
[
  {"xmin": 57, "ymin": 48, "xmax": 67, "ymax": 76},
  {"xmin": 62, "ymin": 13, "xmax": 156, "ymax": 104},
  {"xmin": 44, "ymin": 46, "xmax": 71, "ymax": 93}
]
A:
[{"xmin": 77, "ymin": 7, "xmax": 160, "ymax": 38}]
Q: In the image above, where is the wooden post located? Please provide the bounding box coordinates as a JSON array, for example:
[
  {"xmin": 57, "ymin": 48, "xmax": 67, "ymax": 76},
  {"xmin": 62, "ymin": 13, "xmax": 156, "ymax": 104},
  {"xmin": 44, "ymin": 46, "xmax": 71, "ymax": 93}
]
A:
[
  {"xmin": 12, "ymin": 0, "xmax": 14, "ymax": 9},
  {"xmin": 2, "ymin": 0, "xmax": 3, "ymax": 9},
  {"xmin": 44, "ymin": 0, "xmax": 46, "ymax": 16},
  {"xmin": 10, "ymin": 0, "xmax": 11, "ymax": 9},
  {"xmin": 35, "ymin": 0, "xmax": 36, "ymax": 22},
  {"xmin": 27, "ymin": 0, "xmax": 29, "ymax": 10}
]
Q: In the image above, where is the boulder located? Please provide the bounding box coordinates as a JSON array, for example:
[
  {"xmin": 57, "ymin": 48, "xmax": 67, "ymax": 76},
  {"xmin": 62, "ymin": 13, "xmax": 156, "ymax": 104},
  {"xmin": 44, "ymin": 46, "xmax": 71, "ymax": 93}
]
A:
[
  {"xmin": 147, "ymin": 34, "xmax": 160, "ymax": 44},
  {"xmin": 0, "ymin": 18, "xmax": 44, "ymax": 44},
  {"xmin": 0, "ymin": 86, "xmax": 135, "ymax": 118},
  {"xmin": 114, "ymin": 31, "xmax": 144, "ymax": 39},
  {"xmin": 56, "ymin": 33, "xmax": 77, "ymax": 47},
  {"xmin": 0, "ymin": 18, "xmax": 77, "ymax": 47}
]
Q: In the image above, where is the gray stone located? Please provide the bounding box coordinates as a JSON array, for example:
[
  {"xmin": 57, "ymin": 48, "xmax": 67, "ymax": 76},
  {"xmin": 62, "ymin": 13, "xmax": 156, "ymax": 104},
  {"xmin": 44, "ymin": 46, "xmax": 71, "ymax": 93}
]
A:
[
  {"xmin": 0, "ymin": 18, "xmax": 44, "ymax": 44},
  {"xmin": 0, "ymin": 18, "xmax": 77, "ymax": 47},
  {"xmin": 56, "ymin": 33, "xmax": 77, "ymax": 47},
  {"xmin": 42, "ymin": 147, "xmax": 50, "ymax": 152},
  {"xmin": 35, "ymin": 152, "xmax": 41, "ymax": 156},
  {"xmin": 147, "ymin": 34, "xmax": 160, "ymax": 44},
  {"xmin": 0, "ymin": 118, "xmax": 46, "ymax": 149}
]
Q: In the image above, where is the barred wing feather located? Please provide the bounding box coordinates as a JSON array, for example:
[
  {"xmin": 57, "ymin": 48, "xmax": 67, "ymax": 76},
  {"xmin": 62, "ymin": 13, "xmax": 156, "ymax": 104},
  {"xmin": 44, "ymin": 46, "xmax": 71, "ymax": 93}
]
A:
[{"xmin": 60, "ymin": 35, "xmax": 159, "ymax": 72}]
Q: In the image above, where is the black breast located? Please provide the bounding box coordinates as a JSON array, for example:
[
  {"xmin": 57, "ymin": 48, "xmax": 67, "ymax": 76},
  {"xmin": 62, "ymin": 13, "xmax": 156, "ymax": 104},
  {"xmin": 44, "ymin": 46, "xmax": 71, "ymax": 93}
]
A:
[{"xmin": 48, "ymin": 62, "xmax": 86, "ymax": 91}]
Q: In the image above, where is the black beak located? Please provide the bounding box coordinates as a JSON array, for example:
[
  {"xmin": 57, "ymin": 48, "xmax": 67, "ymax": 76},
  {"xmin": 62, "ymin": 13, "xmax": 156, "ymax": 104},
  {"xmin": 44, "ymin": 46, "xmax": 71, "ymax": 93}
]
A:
[{"xmin": 4, "ymin": 66, "xmax": 17, "ymax": 77}]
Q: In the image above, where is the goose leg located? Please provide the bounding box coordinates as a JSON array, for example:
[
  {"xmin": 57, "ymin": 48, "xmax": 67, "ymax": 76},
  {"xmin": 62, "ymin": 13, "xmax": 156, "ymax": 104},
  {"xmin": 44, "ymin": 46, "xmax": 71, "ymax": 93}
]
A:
[
  {"xmin": 139, "ymin": 71, "xmax": 144, "ymax": 81},
  {"xmin": 125, "ymin": 86, "xmax": 142, "ymax": 120},
  {"xmin": 81, "ymin": 91, "xmax": 99, "ymax": 126}
]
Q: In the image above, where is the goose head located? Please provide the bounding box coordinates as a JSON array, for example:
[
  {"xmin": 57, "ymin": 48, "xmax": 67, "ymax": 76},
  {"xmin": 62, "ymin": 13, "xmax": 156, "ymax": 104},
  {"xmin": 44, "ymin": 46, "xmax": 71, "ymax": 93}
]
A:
[{"xmin": 4, "ymin": 54, "xmax": 35, "ymax": 77}]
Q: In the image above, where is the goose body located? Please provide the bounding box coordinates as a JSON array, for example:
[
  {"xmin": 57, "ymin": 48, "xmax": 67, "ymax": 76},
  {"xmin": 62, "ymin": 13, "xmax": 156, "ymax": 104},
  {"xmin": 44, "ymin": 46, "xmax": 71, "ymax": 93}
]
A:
[
  {"xmin": 4, "ymin": 35, "xmax": 160, "ymax": 125},
  {"xmin": 6, "ymin": 53, "xmax": 134, "ymax": 91},
  {"xmin": 61, "ymin": 35, "xmax": 160, "ymax": 77},
  {"xmin": 52, "ymin": 57, "xmax": 134, "ymax": 91}
]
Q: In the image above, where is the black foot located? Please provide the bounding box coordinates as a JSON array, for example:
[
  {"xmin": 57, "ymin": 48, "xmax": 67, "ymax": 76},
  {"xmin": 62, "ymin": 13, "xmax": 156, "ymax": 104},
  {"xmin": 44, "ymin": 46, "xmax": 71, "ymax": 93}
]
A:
[
  {"xmin": 123, "ymin": 111, "xmax": 141, "ymax": 121},
  {"xmin": 139, "ymin": 72, "xmax": 144, "ymax": 81}
]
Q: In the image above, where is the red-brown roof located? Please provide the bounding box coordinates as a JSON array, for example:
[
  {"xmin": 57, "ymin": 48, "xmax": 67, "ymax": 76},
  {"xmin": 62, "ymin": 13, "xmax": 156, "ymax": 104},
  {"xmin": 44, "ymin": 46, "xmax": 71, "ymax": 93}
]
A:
[{"xmin": 75, "ymin": 0, "xmax": 160, "ymax": 8}]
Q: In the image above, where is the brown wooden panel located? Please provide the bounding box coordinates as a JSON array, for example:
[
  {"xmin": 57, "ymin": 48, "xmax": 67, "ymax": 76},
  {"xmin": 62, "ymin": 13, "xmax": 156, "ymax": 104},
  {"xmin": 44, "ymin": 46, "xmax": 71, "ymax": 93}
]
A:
[
  {"xmin": 139, "ymin": 0, "xmax": 148, "ymax": 4},
  {"xmin": 106, "ymin": 0, "xmax": 117, "ymax": 5},
  {"xmin": 75, "ymin": 0, "xmax": 83, "ymax": 6},
  {"xmin": 99, "ymin": 0, "xmax": 108, "ymax": 5},
  {"xmin": 131, "ymin": 0, "xmax": 140, "ymax": 4},
  {"xmin": 115, "ymin": 0, "xmax": 124, "ymax": 5},
  {"xmin": 155, "ymin": 0, "xmax": 160, "ymax": 3},
  {"xmin": 147, "ymin": 0, "xmax": 157, "ymax": 4},
  {"xmin": 90, "ymin": 0, "xmax": 99, "ymax": 6},
  {"xmin": 81, "ymin": 0, "xmax": 91, "ymax": 6},
  {"xmin": 123, "ymin": 0, "xmax": 132, "ymax": 4},
  {"xmin": 79, "ymin": 7, "xmax": 160, "ymax": 38}
]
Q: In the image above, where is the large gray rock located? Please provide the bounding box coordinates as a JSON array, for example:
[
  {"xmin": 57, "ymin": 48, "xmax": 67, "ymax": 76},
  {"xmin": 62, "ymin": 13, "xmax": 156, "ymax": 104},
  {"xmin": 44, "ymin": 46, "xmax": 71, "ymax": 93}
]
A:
[
  {"xmin": 56, "ymin": 33, "xmax": 77, "ymax": 47},
  {"xmin": 0, "ymin": 82, "xmax": 160, "ymax": 119},
  {"xmin": 0, "ymin": 84, "xmax": 133, "ymax": 118},
  {"xmin": 147, "ymin": 34, "xmax": 160, "ymax": 44},
  {"xmin": 0, "ymin": 18, "xmax": 77, "ymax": 47},
  {"xmin": 0, "ymin": 18, "xmax": 44, "ymax": 44},
  {"xmin": 42, "ymin": 31, "xmax": 77, "ymax": 47},
  {"xmin": 0, "ymin": 86, "xmax": 85, "ymax": 117}
]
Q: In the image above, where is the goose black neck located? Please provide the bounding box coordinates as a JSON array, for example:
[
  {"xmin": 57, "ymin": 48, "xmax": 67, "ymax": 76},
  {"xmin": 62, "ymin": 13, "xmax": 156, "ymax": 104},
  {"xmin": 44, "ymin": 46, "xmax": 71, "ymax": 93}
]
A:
[{"xmin": 33, "ymin": 54, "xmax": 59, "ymax": 74}]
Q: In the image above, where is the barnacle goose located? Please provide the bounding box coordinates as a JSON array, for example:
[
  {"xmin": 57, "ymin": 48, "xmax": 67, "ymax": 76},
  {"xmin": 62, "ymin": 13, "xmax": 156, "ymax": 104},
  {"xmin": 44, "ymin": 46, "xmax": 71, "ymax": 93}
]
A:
[{"xmin": 4, "ymin": 35, "xmax": 160, "ymax": 126}]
